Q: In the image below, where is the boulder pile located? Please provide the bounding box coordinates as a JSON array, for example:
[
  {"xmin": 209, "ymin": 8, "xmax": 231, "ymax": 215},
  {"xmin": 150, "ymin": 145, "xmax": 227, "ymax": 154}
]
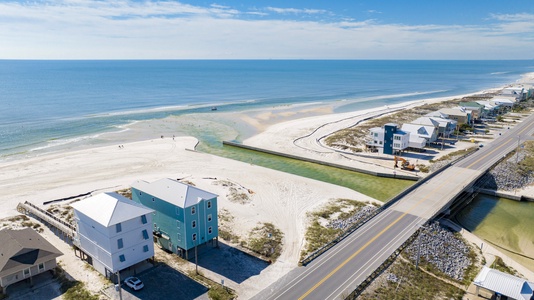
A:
[{"xmin": 405, "ymin": 222, "xmax": 471, "ymax": 281}]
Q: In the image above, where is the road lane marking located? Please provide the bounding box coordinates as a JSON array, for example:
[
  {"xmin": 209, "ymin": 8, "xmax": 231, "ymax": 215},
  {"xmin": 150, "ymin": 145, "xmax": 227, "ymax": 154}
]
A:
[
  {"xmin": 297, "ymin": 117, "xmax": 534, "ymax": 299},
  {"xmin": 298, "ymin": 164, "xmax": 463, "ymax": 299},
  {"xmin": 272, "ymin": 209, "xmax": 397, "ymax": 299}
]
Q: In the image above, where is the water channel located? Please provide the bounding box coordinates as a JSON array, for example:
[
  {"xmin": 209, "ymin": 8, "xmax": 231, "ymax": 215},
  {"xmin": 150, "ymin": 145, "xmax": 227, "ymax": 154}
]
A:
[{"xmin": 188, "ymin": 113, "xmax": 534, "ymax": 273}]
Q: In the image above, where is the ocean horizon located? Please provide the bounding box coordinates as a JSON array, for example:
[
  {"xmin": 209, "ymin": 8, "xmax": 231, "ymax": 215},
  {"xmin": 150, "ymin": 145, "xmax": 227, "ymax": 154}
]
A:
[{"xmin": 1, "ymin": 59, "xmax": 533, "ymax": 160}]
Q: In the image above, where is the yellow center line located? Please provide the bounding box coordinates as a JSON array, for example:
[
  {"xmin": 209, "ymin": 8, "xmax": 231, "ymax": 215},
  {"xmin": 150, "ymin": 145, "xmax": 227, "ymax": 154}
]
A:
[
  {"xmin": 299, "ymin": 169, "xmax": 456, "ymax": 299},
  {"xmin": 299, "ymin": 119, "xmax": 534, "ymax": 299}
]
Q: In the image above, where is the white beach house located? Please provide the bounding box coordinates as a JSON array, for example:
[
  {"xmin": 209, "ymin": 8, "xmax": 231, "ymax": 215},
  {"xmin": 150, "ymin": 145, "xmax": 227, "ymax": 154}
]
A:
[{"xmin": 71, "ymin": 192, "xmax": 155, "ymax": 279}]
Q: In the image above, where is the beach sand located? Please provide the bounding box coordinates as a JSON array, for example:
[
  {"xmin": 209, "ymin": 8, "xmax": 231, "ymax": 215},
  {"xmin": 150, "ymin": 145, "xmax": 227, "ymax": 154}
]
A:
[
  {"xmin": 0, "ymin": 135, "xmax": 377, "ymax": 298},
  {"xmin": 1, "ymin": 80, "xmax": 533, "ymax": 298}
]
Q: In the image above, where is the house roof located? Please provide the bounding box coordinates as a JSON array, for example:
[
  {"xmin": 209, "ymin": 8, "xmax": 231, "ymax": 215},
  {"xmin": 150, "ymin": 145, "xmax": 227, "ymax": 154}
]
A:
[
  {"xmin": 131, "ymin": 178, "xmax": 218, "ymax": 208},
  {"xmin": 0, "ymin": 228, "xmax": 63, "ymax": 278},
  {"xmin": 474, "ymin": 266, "xmax": 534, "ymax": 300},
  {"xmin": 412, "ymin": 117, "xmax": 440, "ymax": 127},
  {"xmin": 71, "ymin": 192, "xmax": 154, "ymax": 227},
  {"xmin": 426, "ymin": 111, "xmax": 449, "ymax": 119},
  {"xmin": 459, "ymin": 101, "xmax": 484, "ymax": 109},
  {"xmin": 401, "ymin": 124, "xmax": 436, "ymax": 138},
  {"xmin": 439, "ymin": 108, "xmax": 468, "ymax": 117}
]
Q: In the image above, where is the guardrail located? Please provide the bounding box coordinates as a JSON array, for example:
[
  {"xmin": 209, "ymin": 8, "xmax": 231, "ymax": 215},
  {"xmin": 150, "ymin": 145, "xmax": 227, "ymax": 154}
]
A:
[{"xmin": 299, "ymin": 149, "xmax": 478, "ymax": 266}]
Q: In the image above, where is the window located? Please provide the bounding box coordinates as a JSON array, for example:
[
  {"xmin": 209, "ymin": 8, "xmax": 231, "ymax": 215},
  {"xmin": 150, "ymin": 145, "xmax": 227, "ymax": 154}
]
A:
[
  {"xmin": 207, "ymin": 201, "xmax": 212, "ymax": 209},
  {"xmin": 192, "ymin": 233, "xmax": 197, "ymax": 241},
  {"xmin": 142, "ymin": 229, "xmax": 149, "ymax": 240},
  {"xmin": 208, "ymin": 227, "xmax": 212, "ymax": 234},
  {"xmin": 394, "ymin": 136, "xmax": 401, "ymax": 140},
  {"xmin": 141, "ymin": 215, "xmax": 147, "ymax": 224},
  {"xmin": 207, "ymin": 214, "xmax": 212, "ymax": 222},
  {"xmin": 24, "ymin": 268, "xmax": 30, "ymax": 276},
  {"xmin": 152, "ymin": 197, "xmax": 155, "ymax": 202},
  {"xmin": 117, "ymin": 238, "xmax": 124, "ymax": 249},
  {"xmin": 116, "ymin": 223, "xmax": 122, "ymax": 233},
  {"xmin": 191, "ymin": 206, "xmax": 196, "ymax": 215},
  {"xmin": 192, "ymin": 220, "xmax": 196, "ymax": 228},
  {"xmin": 38, "ymin": 263, "xmax": 45, "ymax": 271},
  {"xmin": 374, "ymin": 133, "xmax": 378, "ymax": 137},
  {"xmin": 119, "ymin": 254, "xmax": 125, "ymax": 262},
  {"xmin": 139, "ymin": 192, "xmax": 142, "ymax": 196},
  {"xmin": 143, "ymin": 245, "xmax": 149, "ymax": 252}
]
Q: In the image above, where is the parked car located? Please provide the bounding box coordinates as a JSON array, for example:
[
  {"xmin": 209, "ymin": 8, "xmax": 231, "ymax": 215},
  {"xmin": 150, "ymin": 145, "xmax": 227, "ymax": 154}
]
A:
[{"xmin": 124, "ymin": 277, "xmax": 144, "ymax": 291}]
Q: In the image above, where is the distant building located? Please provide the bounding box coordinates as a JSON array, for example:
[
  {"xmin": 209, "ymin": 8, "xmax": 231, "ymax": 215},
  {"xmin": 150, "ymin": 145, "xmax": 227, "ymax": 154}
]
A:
[
  {"xmin": 71, "ymin": 192, "xmax": 155, "ymax": 278},
  {"xmin": 438, "ymin": 107, "xmax": 471, "ymax": 125},
  {"xmin": 367, "ymin": 123, "xmax": 410, "ymax": 155},
  {"xmin": 131, "ymin": 178, "xmax": 219, "ymax": 259},
  {"xmin": 474, "ymin": 266, "xmax": 534, "ymax": 300},
  {"xmin": 0, "ymin": 228, "xmax": 62, "ymax": 294},
  {"xmin": 459, "ymin": 102, "xmax": 485, "ymax": 120}
]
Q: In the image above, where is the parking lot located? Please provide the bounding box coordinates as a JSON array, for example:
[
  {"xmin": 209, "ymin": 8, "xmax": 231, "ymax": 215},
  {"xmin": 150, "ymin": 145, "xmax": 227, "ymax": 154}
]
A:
[{"xmin": 103, "ymin": 264, "xmax": 209, "ymax": 300}]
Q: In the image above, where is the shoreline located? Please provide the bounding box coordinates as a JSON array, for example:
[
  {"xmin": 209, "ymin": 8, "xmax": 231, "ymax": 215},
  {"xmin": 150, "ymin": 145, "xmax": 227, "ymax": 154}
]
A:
[
  {"xmin": 2, "ymin": 70, "xmax": 530, "ymax": 163},
  {"xmin": 1, "ymin": 72, "xmax": 533, "ymax": 298}
]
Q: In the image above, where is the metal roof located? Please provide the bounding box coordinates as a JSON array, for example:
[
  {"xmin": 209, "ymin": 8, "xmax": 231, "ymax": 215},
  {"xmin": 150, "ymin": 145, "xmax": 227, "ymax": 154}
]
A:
[
  {"xmin": 474, "ymin": 266, "xmax": 534, "ymax": 300},
  {"xmin": 71, "ymin": 192, "xmax": 154, "ymax": 227},
  {"xmin": 131, "ymin": 178, "xmax": 218, "ymax": 208}
]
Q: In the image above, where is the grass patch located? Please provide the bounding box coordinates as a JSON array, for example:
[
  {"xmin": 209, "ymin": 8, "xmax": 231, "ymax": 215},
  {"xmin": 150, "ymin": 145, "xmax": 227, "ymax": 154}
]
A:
[
  {"xmin": 208, "ymin": 285, "xmax": 235, "ymax": 300},
  {"xmin": 359, "ymin": 259, "xmax": 465, "ymax": 300},
  {"xmin": 301, "ymin": 199, "xmax": 375, "ymax": 259},
  {"xmin": 55, "ymin": 264, "xmax": 99, "ymax": 300},
  {"xmin": 7, "ymin": 215, "xmax": 29, "ymax": 222},
  {"xmin": 116, "ymin": 188, "xmax": 132, "ymax": 199},
  {"xmin": 429, "ymin": 147, "xmax": 477, "ymax": 163},
  {"xmin": 491, "ymin": 256, "xmax": 517, "ymax": 276},
  {"xmin": 218, "ymin": 229, "xmax": 240, "ymax": 244},
  {"xmin": 247, "ymin": 222, "xmax": 283, "ymax": 260}
]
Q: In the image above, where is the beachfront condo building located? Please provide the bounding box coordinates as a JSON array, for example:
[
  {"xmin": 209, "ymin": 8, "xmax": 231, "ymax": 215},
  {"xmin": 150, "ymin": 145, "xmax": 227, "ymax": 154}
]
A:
[
  {"xmin": 0, "ymin": 228, "xmax": 63, "ymax": 295},
  {"xmin": 71, "ymin": 192, "xmax": 155, "ymax": 279},
  {"xmin": 131, "ymin": 178, "xmax": 219, "ymax": 259}
]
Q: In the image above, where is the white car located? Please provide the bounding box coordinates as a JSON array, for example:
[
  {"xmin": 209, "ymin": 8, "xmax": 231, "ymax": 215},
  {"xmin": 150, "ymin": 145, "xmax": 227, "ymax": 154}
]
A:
[{"xmin": 124, "ymin": 276, "xmax": 144, "ymax": 291}]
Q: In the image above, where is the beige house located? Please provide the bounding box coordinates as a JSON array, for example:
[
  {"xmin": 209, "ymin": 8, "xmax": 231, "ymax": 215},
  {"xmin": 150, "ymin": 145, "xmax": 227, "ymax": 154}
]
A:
[
  {"xmin": 439, "ymin": 108, "xmax": 470, "ymax": 126},
  {"xmin": 0, "ymin": 228, "xmax": 62, "ymax": 294}
]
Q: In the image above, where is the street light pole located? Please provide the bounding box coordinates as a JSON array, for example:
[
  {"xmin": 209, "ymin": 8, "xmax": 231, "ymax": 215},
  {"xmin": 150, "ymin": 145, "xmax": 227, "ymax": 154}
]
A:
[{"xmin": 516, "ymin": 135, "xmax": 520, "ymax": 164}]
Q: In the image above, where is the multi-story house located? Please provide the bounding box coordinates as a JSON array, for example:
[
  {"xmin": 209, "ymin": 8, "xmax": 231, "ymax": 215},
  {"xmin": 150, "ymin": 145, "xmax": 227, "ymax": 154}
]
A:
[
  {"xmin": 131, "ymin": 178, "xmax": 218, "ymax": 259},
  {"xmin": 367, "ymin": 123, "xmax": 410, "ymax": 155},
  {"xmin": 71, "ymin": 192, "xmax": 155, "ymax": 279}
]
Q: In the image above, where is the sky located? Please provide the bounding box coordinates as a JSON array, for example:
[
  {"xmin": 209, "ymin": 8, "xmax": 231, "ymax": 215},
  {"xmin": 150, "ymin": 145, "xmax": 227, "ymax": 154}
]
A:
[{"xmin": 1, "ymin": 0, "xmax": 533, "ymax": 59}]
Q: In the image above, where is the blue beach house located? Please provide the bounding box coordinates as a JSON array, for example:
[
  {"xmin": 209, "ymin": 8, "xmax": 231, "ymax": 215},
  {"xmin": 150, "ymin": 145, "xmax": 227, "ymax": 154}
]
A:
[{"xmin": 131, "ymin": 178, "xmax": 218, "ymax": 259}]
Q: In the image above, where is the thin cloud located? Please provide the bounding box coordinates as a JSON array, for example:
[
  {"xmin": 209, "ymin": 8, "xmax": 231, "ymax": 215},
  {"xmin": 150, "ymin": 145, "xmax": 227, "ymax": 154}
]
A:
[
  {"xmin": 0, "ymin": 0, "xmax": 532, "ymax": 59},
  {"xmin": 265, "ymin": 7, "xmax": 328, "ymax": 15}
]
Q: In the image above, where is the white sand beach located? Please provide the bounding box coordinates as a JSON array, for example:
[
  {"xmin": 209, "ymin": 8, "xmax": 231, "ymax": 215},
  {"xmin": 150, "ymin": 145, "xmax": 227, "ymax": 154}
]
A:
[
  {"xmin": 1, "ymin": 81, "xmax": 533, "ymax": 298},
  {"xmin": 0, "ymin": 135, "xmax": 378, "ymax": 298}
]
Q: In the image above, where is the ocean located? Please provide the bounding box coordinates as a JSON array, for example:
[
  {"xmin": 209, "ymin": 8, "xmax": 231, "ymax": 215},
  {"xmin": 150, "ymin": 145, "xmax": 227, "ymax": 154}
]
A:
[{"xmin": 1, "ymin": 60, "xmax": 532, "ymax": 160}]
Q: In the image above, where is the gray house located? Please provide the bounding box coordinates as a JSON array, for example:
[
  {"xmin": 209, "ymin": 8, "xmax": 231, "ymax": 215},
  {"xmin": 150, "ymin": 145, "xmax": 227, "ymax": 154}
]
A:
[{"xmin": 0, "ymin": 228, "xmax": 62, "ymax": 294}]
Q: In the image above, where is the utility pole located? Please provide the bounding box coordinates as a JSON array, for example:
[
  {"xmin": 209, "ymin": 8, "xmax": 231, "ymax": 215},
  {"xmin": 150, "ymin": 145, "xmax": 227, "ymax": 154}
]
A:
[{"xmin": 116, "ymin": 271, "xmax": 122, "ymax": 300}]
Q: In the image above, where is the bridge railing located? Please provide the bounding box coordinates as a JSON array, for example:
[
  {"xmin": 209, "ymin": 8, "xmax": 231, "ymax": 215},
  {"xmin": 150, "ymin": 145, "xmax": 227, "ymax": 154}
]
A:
[{"xmin": 299, "ymin": 148, "xmax": 478, "ymax": 266}]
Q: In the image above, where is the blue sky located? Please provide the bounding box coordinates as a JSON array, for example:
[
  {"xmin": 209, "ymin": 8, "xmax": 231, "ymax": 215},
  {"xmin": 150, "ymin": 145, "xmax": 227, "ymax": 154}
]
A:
[{"xmin": 1, "ymin": 0, "xmax": 533, "ymax": 59}]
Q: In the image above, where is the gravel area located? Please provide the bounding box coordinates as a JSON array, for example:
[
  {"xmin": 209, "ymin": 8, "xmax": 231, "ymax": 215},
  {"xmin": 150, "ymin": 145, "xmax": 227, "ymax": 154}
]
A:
[
  {"xmin": 326, "ymin": 205, "xmax": 377, "ymax": 231},
  {"xmin": 405, "ymin": 222, "xmax": 472, "ymax": 281},
  {"xmin": 482, "ymin": 149, "xmax": 534, "ymax": 191}
]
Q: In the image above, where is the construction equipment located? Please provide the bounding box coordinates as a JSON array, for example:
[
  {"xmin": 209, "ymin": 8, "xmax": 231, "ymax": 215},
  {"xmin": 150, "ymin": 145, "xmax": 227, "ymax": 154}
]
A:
[{"xmin": 394, "ymin": 156, "xmax": 416, "ymax": 171}]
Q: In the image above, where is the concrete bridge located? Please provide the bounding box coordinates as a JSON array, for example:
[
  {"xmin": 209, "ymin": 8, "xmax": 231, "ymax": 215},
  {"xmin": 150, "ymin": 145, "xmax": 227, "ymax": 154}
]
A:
[{"xmin": 254, "ymin": 112, "xmax": 534, "ymax": 300}]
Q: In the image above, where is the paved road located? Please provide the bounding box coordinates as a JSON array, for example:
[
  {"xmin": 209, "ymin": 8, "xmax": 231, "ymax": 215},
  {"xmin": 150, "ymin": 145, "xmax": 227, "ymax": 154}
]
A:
[{"xmin": 254, "ymin": 113, "xmax": 534, "ymax": 300}]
